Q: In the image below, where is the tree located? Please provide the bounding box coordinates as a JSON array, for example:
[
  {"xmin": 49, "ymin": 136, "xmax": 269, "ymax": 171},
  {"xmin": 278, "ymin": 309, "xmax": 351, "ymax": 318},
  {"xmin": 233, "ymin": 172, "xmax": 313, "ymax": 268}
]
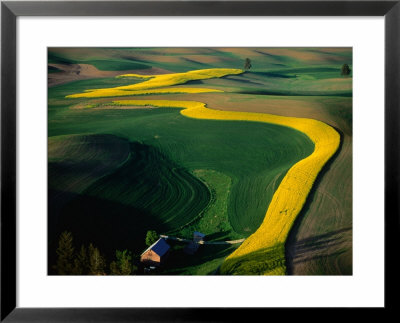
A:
[
  {"xmin": 72, "ymin": 245, "xmax": 89, "ymax": 275},
  {"xmin": 110, "ymin": 250, "xmax": 137, "ymax": 275},
  {"xmin": 244, "ymin": 58, "xmax": 252, "ymax": 70},
  {"xmin": 145, "ymin": 230, "xmax": 159, "ymax": 246},
  {"xmin": 88, "ymin": 243, "xmax": 106, "ymax": 275},
  {"xmin": 341, "ymin": 63, "xmax": 351, "ymax": 76},
  {"xmin": 55, "ymin": 231, "xmax": 75, "ymax": 275}
]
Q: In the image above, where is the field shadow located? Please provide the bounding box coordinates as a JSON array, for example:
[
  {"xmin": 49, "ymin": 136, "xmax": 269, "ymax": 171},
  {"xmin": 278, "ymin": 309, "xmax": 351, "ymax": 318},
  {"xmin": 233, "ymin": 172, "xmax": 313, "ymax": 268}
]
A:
[
  {"xmin": 48, "ymin": 141, "xmax": 211, "ymax": 274},
  {"xmin": 219, "ymin": 243, "xmax": 286, "ymax": 275},
  {"xmin": 246, "ymin": 71, "xmax": 296, "ymax": 79},
  {"xmin": 286, "ymin": 227, "xmax": 351, "ymax": 270},
  {"xmin": 48, "ymin": 192, "xmax": 162, "ymax": 274},
  {"xmin": 234, "ymin": 89, "xmax": 352, "ymax": 97},
  {"xmin": 285, "ymin": 126, "xmax": 352, "ymax": 275},
  {"xmin": 206, "ymin": 231, "xmax": 232, "ymax": 241},
  {"xmin": 160, "ymin": 242, "xmax": 236, "ymax": 275},
  {"xmin": 221, "ymin": 74, "xmax": 266, "ymax": 86},
  {"xmin": 185, "ymin": 79, "xmax": 204, "ymax": 85}
]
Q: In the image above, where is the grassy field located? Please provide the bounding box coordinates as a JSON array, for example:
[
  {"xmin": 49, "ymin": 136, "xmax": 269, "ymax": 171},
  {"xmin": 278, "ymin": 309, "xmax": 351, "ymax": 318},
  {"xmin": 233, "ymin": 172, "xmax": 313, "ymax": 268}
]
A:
[{"xmin": 48, "ymin": 47, "xmax": 352, "ymax": 275}]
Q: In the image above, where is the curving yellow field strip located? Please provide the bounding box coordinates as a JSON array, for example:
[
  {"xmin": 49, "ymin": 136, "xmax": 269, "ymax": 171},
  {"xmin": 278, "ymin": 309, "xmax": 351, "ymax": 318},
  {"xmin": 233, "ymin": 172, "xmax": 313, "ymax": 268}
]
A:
[
  {"xmin": 65, "ymin": 68, "xmax": 242, "ymax": 99},
  {"xmin": 66, "ymin": 87, "xmax": 223, "ymax": 98},
  {"xmin": 110, "ymin": 99, "xmax": 340, "ymax": 275}
]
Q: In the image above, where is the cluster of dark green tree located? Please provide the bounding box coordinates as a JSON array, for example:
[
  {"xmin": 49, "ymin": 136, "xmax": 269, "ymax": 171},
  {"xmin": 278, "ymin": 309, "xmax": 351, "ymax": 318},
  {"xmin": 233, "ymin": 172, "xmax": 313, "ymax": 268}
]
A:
[
  {"xmin": 145, "ymin": 230, "xmax": 159, "ymax": 246},
  {"xmin": 341, "ymin": 63, "xmax": 351, "ymax": 76},
  {"xmin": 244, "ymin": 58, "xmax": 252, "ymax": 70},
  {"xmin": 54, "ymin": 231, "xmax": 138, "ymax": 275}
]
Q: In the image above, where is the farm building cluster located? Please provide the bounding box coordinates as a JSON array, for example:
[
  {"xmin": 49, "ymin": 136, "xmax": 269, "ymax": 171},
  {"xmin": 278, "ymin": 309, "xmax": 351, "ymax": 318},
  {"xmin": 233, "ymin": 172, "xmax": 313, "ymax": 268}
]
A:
[{"xmin": 140, "ymin": 232, "xmax": 205, "ymax": 269}]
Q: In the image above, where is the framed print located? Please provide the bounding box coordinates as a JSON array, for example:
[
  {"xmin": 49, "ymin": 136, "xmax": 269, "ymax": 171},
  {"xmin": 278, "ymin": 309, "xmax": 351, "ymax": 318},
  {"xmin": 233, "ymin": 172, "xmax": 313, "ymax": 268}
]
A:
[{"xmin": 1, "ymin": 0, "xmax": 399, "ymax": 321}]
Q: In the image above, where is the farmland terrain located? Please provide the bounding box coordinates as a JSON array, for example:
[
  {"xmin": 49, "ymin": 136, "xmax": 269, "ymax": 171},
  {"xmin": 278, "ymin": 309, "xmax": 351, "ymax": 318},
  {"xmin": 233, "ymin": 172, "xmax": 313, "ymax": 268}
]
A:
[{"xmin": 48, "ymin": 47, "xmax": 352, "ymax": 275}]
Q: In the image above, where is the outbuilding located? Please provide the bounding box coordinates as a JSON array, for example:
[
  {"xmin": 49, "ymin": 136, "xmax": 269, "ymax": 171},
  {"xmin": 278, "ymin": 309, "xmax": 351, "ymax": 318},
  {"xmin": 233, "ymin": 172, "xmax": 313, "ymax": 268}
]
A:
[
  {"xmin": 184, "ymin": 232, "xmax": 206, "ymax": 255},
  {"xmin": 193, "ymin": 231, "xmax": 206, "ymax": 243},
  {"xmin": 140, "ymin": 238, "xmax": 170, "ymax": 267}
]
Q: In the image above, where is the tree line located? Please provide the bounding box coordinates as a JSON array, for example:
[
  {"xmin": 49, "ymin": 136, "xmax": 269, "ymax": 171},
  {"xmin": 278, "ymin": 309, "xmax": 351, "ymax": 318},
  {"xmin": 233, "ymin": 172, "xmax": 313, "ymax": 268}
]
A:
[
  {"xmin": 54, "ymin": 231, "xmax": 138, "ymax": 275},
  {"xmin": 243, "ymin": 58, "xmax": 351, "ymax": 77}
]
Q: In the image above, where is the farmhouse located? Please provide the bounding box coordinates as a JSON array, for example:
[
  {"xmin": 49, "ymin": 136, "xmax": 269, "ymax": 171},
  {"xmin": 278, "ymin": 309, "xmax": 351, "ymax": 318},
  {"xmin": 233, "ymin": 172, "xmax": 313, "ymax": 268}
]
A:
[{"xmin": 140, "ymin": 238, "xmax": 170, "ymax": 267}]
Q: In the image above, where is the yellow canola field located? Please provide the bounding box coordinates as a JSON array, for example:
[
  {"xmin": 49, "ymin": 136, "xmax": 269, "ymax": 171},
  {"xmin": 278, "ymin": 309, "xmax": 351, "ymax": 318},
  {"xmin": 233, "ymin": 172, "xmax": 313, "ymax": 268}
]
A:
[
  {"xmin": 66, "ymin": 68, "xmax": 242, "ymax": 98},
  {"xmin": 110, "ymin": 99, "xmax": 340, "ymax": 275},
  {"xmin": 115, "ymin": 74, "xmax": 152, "ymax": 79},
  {"xmin": 67, "ymin": 87, "xmax": 223, "ymax": 98}
]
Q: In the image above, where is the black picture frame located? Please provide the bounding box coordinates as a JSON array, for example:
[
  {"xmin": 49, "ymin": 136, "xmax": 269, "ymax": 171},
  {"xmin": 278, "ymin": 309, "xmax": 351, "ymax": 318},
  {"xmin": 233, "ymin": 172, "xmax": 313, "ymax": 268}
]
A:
[{"xmin": 1, "ymin": 0, "xmax": 399, "ymax": 321}]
